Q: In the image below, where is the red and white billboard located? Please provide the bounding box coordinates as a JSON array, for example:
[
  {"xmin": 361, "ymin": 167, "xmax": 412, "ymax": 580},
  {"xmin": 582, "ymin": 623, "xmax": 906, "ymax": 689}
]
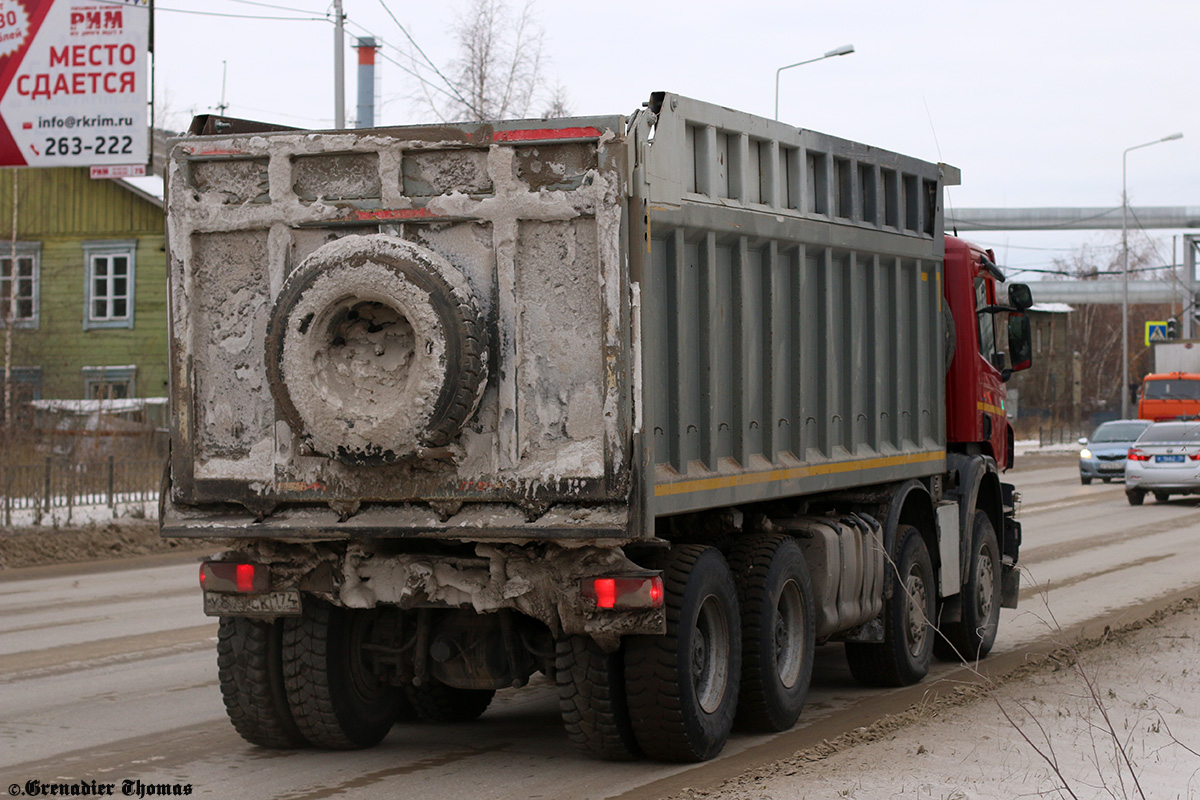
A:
[{"xmin": 0, "ymin": 0, "xmax": 149, "ymax": 168}]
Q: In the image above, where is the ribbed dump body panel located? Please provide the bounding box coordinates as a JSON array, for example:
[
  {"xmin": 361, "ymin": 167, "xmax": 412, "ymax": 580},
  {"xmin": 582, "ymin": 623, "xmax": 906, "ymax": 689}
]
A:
[{"xmin": 636, "ymin": 94, "xmax": 948, "ymax": 516}]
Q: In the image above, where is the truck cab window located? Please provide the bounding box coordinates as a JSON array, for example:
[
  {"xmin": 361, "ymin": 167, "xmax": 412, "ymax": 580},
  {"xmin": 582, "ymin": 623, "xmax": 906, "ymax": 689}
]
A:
[{"xmin": 975, "ymin": 276, "xmax": 997, "ymax": 361}]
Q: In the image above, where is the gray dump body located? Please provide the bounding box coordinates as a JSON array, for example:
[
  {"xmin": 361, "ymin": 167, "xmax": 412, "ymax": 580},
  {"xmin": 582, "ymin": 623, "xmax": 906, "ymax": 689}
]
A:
[{"xmin": 163, "ymin": 93, "xmax": 950, "ymax": 542}]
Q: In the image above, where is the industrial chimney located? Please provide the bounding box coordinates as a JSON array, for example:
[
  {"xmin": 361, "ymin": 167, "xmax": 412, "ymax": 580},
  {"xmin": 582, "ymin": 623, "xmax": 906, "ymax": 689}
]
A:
[{"xmin": 355, "ymin": 37, "xmax": 378, "ymax": 128}]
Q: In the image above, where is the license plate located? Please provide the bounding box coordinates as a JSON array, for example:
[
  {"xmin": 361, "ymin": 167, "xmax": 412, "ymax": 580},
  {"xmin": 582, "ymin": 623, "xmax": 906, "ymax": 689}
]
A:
[
  {"xmin": 204, "ymin": 590, "xmax": 302, "ymax": 617},
  {"xmin": 1156, "ymin": 455, "xmax": 1185, "ymax": 464},
  {"xmin": 1098, "ymin": 462, "xmax": 1123, "ymax": 471}
]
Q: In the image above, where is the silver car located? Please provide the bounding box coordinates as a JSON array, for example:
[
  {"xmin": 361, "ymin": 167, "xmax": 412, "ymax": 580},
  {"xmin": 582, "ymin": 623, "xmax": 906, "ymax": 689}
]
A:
[
  {"xmin": 1124, "ymin": 421, "xmax": 1200, "ymax": 505},
  {"xmin": 1078, "ymin": 419, "xmax": 1153, "ymax": 484}
]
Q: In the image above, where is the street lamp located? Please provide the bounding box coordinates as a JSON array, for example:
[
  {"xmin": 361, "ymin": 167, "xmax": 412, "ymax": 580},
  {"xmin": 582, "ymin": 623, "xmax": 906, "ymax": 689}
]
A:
[
  {"xmin": 775, "ymin": 44, "xmax": 855, "ymax": 120},
  {"xmin": 1121, "ymin": 132, "xmax": 1183, "ymax": 418}
]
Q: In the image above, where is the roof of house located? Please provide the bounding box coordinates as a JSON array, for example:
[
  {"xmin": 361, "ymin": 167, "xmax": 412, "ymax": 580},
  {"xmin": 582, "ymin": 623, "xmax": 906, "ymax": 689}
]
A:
[
  {"xmin": 117, "ymin": 174, "xmax": 165, "ymax": 208},
  {"xmin": 1030, "ymin": 302, "xmax": 1074, "ymax": 314}
]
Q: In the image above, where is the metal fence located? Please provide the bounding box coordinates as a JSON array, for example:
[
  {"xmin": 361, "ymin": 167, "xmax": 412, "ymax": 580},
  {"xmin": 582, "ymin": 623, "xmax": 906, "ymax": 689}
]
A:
[
  {"xmin": 1, "ymin": 457, "xmax": 163, "ymax": 527},
  {"xmin": 1038, "ymin": 425, "xmax": 1086, "ymax": 448}
]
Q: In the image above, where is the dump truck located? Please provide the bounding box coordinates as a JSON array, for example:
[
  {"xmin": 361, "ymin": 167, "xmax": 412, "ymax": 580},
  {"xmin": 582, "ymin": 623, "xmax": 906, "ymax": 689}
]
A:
[{"xmin": 162, "ymin": 92, "xmax": 1034, "ymax": 762}]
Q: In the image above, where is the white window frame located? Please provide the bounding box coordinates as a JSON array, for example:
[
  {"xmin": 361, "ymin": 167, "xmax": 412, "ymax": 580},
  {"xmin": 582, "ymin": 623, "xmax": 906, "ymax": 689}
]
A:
[
  {"xmin": 0, "ymin": 242, "xmax": 42, "ymax": 330},
  {"xmin": 83, "ymin": 240, "xmax": 137, "ymax": 330},
  {"xmin": 82, "ymin": 365, "xmax": 137, "ymax": 400}
]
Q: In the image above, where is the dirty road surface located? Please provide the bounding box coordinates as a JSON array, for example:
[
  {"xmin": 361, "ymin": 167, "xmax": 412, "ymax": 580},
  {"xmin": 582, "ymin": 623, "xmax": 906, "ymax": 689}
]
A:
[{"xmin": 3, "ymin": 456, "xmax": 1199, "ymax": 800}]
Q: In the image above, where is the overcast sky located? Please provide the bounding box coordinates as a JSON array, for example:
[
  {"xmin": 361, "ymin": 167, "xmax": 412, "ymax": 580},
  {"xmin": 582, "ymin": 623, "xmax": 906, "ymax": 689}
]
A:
[{"xmin": 153, "ymin": 0, "xmax": 1199, "ymax": 278}]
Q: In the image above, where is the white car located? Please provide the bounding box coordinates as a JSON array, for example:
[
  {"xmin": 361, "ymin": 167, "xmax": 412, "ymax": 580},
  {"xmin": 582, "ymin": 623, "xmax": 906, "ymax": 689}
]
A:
[{"xmin": 1124, "ymin": 421, "xmax": 1200, "ymax": 505}]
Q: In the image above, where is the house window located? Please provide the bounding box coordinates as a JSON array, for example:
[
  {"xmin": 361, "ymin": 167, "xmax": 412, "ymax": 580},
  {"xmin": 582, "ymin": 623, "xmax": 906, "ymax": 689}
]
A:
[
  {"xmin": 83, "ymin": 365, "xmax": 136, "ymax": 400},
  {"xmin": 0, "ymin": 366, "xmax": 42, "ymax": 425},
  {"xmin": 0, "ymin": 243, "xmax": 41, "ymax": 329},
  {"xmin": 83, "ymin": 240, "xmax": 136, "ymax": 330}
]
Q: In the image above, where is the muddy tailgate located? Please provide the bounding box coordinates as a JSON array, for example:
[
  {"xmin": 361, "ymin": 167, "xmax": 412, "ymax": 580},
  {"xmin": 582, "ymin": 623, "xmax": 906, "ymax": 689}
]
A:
[{"xmin": 163, "ymin": 118, "xmax": 636, "ymax": 541}]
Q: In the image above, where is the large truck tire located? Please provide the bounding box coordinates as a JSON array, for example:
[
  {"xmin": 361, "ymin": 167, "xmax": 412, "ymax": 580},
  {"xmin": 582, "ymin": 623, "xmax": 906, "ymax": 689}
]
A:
[
  {"xmin": 281, "ymin": 600, "xmax": 403, "ymax": 749},
  {"xmin": 728, "ymin": 534, "xmax": 816, "ymax": 733},
  {"xmin": 405, "ymin": 682, "xmax": 495, "ymax": 722},
  {"xmin": 624, "ymin": 545, "xmax": 741, "ymax": 762},
  {"xmin": 556, "ymin": 635, "xmax": 641, "ymax": 760},
  {"xmin": 216, "ymin": 617, "xmax": 308, "ymax": 749},
  {"xmin": 266, "ymin": 235, "xmax": 488, "ymax": 465},
  {"xmin": 936, "ymin": 511, "xmax": 1001, "ymax": 662},
  {"xmin": 844, "ymin": 525, "xmax": 935, "ymax": 687}
]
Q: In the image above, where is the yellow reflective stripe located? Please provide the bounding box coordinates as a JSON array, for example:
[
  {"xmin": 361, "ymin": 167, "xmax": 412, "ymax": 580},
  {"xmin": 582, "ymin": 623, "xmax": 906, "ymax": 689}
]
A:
[
  {"xmin": 654, "ymin": 450, "xmax": 945, "ymax": 497},
  {"xmin": 977, "ymin": 401, "xmax": 1004, "ymax": 416}
]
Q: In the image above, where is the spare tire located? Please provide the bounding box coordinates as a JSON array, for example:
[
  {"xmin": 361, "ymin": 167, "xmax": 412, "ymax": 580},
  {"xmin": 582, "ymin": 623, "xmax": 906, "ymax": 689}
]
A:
[{"xmin": 266, "ymin": 235, "xmax": 487, "ymax": 465}]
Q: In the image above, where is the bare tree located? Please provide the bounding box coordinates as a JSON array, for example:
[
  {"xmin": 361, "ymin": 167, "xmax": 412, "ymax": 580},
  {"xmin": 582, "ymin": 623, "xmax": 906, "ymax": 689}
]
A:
[
  {"xmin": 412, "ymin": 0, "xmax": 554, "ymax": 122},
  {"xmin": 541, "ymin": 82, "xmax": 571, "ymax": 119},
  {"xmin": 1018, "ymin": 238, "xmax": 1172, "ymax": 421}
]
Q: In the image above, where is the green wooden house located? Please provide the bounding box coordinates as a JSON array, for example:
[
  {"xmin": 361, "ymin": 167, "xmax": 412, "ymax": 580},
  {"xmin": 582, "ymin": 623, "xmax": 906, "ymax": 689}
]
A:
[{"xmin": 0, "ymin": 167, "xmax": 166, "ymax": 420}]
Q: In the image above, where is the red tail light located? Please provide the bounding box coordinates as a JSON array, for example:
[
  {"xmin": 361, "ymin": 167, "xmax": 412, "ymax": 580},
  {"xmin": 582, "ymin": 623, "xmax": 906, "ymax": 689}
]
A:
[
  {"xmin": 200, "ymin": 561, "xmax": 269, "ymax": 593},
  {"xmin": 1127, "ymin": 448, "xmax": 1151, "ymax": 461},
  {"xmin": 594, "ymin": 578, "xmax": 617, "ymax": 609},
  {"xmin": 236, "ymin": 564, "xmax": 256, "ymax": 593},
  {"xmin": 581, "ymin": 575, "xmax": 664, "ymax": 610}
]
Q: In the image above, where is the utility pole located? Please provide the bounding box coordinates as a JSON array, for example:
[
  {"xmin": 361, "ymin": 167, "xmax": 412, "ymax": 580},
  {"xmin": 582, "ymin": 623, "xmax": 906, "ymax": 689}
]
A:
[
  {"xmin": 4, "ymin": 169, "xmax": 17, "ymax": 434},
  {"xmin": 333, "ymin": 0, "xmax": 345, "ymax": 128},
  {"xmin": 217, "ymin": 61, "xmax": 228, "ymax": 115}
]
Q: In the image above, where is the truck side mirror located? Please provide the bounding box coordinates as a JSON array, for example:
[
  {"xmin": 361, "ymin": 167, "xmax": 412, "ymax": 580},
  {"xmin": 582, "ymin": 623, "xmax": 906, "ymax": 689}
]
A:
[
  {"xmin": 1008, "ymin": 283, "xmax": 1033, "ymax": 311},
  {"xmin": 1008, "ymin": 312, "xmax": 1032, "ymax": 372}
]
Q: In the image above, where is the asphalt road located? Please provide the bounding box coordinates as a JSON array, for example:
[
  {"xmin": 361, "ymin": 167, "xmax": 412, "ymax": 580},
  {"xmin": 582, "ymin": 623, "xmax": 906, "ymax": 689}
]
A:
[{"xmin": 2, "ymin": 456, "xmax": 1198, "ymax": 800}]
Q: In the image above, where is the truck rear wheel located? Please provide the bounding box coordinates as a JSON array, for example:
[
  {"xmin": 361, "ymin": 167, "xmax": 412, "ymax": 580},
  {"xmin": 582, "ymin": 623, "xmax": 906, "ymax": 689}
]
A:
[
  {"xmin": 556, "ymin": 636, "xmax": 640, "ymax": 760},
  {"xmin": 624, "ymin": 545, "xmax": 741, "ymax": 762},
  {"xmin": 406, "ymin": 682, "xmax": 495, "ymax": 722},
  {"xmin": 936, "ymin": 511, "xmax": 1001, "ymax": 661},
  {"xmin": 728, "ymin": 534, "xmax": 815, "ymax": 733},
  {"xmin": 282, "ymin": 601, "xmax": 403, "ymax": 749},
  {"xmin": 844, "ymin": 525, "xmax": 935, "ymax": 687},
  {"xmin": 217, "ymin": 617, "xmax": 308, "ymax": 749}
]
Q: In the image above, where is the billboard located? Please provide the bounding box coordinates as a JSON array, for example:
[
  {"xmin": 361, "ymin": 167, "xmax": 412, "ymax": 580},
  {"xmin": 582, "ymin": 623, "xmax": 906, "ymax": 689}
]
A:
[{"xmin": 0, "ymin": 0, "xmax": 149, "ymax": 168}]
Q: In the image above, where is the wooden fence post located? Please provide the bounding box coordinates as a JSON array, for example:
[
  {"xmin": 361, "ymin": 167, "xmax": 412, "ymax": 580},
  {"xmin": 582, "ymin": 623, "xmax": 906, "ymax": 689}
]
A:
[{"xmin": 42, "ymin": 457, "xmax": 51, "ymax": 514}]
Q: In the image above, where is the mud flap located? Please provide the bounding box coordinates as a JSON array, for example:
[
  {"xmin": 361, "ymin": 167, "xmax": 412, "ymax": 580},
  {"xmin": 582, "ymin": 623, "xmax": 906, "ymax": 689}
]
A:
[
  {"xmin": 1001, "ymin": 563, "xmax": 1020, "ymax": 609},
  {"xmin": 1000, "ymin": 506, "xmax": 1021, "ymax": 609}
]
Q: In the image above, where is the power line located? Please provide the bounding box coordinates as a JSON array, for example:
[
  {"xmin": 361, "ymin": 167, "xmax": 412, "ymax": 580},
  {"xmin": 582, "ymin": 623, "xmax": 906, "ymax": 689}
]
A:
[
  {"xmin": 374, "ymin": 1, "xmax": 475, "ymax": 116},
  {"xmin": 970, "ymin": 240, "xmax": 1125, "ymax": 253},
  {"xmin": 340, "ymin": 18, "xmax": 463, "ymax": 111},
  {"xmin": 225, "ymin": 0, "xmax": 325, "ymax": 11},
  {"xmin": 156, "ymin": 5, "xmax": 327, "ymax": 21}
]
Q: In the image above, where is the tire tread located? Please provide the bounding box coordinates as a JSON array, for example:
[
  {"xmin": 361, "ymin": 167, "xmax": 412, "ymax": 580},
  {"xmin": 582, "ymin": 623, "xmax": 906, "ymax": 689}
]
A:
[
  {"xmin": 556, "ymin": 637, "xmax": 640, "ymax": 760},
  {"xmin": 217, "ymin": 616, "xmax": 307, "ymax": 749}
]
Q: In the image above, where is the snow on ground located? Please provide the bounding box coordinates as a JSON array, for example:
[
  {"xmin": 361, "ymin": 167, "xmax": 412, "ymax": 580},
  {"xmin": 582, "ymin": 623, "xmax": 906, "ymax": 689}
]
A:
[
  {"xmin": 688, "ymin": 602, "xmax": 1200, "ymax": 800},
  {"xmin": 1016, "ymin": 438, "xmax": 1083, "ymax": 457},
  {"xmin": 4, "ymin": 498, "xmax": 158, "ymax": 528}
]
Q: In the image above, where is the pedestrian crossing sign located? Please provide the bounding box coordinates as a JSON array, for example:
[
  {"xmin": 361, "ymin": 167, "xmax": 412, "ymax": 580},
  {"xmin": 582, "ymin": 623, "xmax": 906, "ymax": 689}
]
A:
[{"xmin": 1146, "ymin": 321, "xmax": 1168, "ymax": 345}]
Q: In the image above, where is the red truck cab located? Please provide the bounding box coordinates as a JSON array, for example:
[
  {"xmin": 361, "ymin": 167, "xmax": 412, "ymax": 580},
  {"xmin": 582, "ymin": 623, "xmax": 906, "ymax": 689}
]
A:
[{"xmin": 943, "ymin": 236, "xmax": 1033, "ymax": 471}]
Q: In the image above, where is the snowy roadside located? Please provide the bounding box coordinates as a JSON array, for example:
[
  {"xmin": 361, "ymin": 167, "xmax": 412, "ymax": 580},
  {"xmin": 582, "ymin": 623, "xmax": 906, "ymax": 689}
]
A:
[
  {"xmin": 1015, "ymin": 438, "xmax": 1083, "ymax": 457},
  {"xmin": 683, "ymin": 598, "xmax": 1200, "ymax": 800}
]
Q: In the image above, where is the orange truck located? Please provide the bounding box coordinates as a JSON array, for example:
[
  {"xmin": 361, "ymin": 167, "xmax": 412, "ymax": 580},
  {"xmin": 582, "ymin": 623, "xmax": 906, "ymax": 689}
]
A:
[
  {"xmin": 1138, "ymin": 372, "xmax": 1200, "ymax": 421},
  {"xmin": 1139, "ymin": 342, "xmax": 1200, "ymax": 421}
]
